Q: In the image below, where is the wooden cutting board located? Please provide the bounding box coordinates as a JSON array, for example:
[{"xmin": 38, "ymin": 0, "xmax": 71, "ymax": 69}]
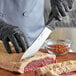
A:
[
  {"xmin": 56, "ymin": 52, "xmax": 76, "ymax": 62},
  {"xmin": 0, "ymin": 52, "xmax": 76, "ymax": 76}
]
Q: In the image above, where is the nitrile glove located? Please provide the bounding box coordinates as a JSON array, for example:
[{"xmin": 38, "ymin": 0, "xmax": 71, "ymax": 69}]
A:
[
  {"xmin": 49, "ymin": 0, "xmax": 74, "ymax": 21},
  {"xmin": 0, "ymin": 20, "xmax": 28, "ymax": 53}
]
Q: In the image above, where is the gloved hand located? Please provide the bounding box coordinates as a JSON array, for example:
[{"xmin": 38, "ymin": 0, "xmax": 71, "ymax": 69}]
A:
[
  {"xmin": 49, "ymin": 0, "xmax": 74, "ymax": 21},
  {"xmin": 0, "ymin": 20, "xmax": 28, "ymax": 53}
]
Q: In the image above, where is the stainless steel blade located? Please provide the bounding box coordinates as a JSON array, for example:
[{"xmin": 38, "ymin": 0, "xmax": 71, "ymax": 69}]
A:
[{"xmin": 20, "ymin": 27, "xmax": 53, "ymax": 61}]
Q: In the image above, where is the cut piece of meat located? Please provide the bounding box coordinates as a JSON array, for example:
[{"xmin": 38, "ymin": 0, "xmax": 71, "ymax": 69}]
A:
[
  {"xmin": 35, "ymin": 60, "xmax": 76, "ymax": 76},
  {"xmin": 24, "ymin": 57, "xmax": 56, "ymax": 72},
  {"xmin": 0, "ymin": 47, "xmax": 56, "ymax": 74},
  {"xmin": 0, "ymin": 41, "xmax": 56, "ymax": 73}
]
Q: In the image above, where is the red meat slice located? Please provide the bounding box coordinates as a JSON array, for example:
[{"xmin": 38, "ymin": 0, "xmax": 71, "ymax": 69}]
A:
[
  {"xmin": 36, "ymin": 60, "xmax": 76, "ymax": 76},
  {"xmin": 24, "ymin": 57, "xmax": 56, "ymax": 72},
  {"xmin": 0, "ymin": 50, "xmax": 56, "ymax": 73}
]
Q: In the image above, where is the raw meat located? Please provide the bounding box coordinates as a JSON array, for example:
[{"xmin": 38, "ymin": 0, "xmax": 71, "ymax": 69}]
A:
[
  {"xmin": 0, "ymin": 46, "xmax": 56, "ymax": 74},
  {"xmin": 36, "ymin": 60, "xmax": 76, "ymax": 76},
  {"xmin": 24, "ymin": 57, "xmax": 56, "ymax": 72}
]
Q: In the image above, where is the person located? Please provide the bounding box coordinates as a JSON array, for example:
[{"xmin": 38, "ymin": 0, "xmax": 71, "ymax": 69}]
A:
[{"xmin": 0, "ymin": 0, "xmax": 74, "ymax": 53}]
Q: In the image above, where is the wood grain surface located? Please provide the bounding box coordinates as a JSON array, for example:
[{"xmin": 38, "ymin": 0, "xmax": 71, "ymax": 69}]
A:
[{"xmin": 0, "ymin": 52, "xmax": 76, "ymax": 76}]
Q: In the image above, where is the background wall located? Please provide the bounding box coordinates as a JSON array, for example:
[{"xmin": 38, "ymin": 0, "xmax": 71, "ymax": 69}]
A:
[{"xmin": 44, "ymin": 0, "xmax": 76, "ymax": 51}]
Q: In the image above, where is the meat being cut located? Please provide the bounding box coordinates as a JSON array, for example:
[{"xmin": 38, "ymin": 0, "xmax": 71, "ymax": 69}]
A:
[
  {"xmin": 0, "ymin": 45, "xmax": 56, "ymax": 74},
  {"xmin": 35, "ymin": 60, "xmax": 76, "ymax": 76}
]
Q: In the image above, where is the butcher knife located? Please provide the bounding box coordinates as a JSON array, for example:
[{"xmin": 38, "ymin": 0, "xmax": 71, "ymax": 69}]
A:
[
  {"xmin": 20, "ymin": 17, "xmax": 55, "ymax": 61},
  {"xmin": 20, "ymin": 26, "xmax": 54, "ymax": 61},
  {"xmin": 20, "ymin": 15, "xmax": 74, "ymax": 61}
]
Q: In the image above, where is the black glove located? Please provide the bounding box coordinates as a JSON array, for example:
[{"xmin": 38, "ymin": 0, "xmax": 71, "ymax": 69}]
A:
[
  {"xmin": 49, "ymin": 0, "xmax": 74, "ymax": 21},
  {"xmin": 0, "ymin": 20, "xmax": 28, "ymax": 53}
]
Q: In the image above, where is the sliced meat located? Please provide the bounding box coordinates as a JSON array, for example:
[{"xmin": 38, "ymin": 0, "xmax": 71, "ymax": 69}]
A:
[
  {"xmin": 0, "ymin": 50, "xmax": 56, "ymax": 73},
  {"xmin": 24, "ymin": 57, "xmax": 56, "ymax": 72},
  {"xmin": 35, "ymin": 60, "xmax": 76, "ymax": 76}
]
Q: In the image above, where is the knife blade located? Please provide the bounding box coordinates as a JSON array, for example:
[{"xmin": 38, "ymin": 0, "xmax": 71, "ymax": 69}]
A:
[
  {"xmin": 20, "ymin": 25, "xmax": 55, "ymax": 61},
  {"xmin": 20, "ymin": 15, "xmax": 55, "ymax": 61}
]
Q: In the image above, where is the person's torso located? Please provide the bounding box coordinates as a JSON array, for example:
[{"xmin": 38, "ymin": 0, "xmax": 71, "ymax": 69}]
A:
[{"xmin": 0, "ymin": 0, "xmax": 45, "ymax": 46}]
